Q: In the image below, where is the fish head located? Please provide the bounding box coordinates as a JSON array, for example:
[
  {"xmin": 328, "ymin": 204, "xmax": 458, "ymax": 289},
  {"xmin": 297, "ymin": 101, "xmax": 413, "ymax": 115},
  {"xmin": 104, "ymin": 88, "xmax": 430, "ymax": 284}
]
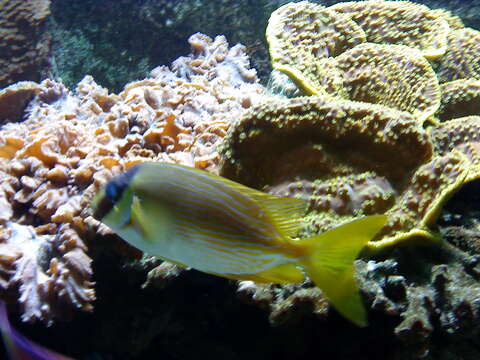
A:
[{"xmin": 92, "ymin": 165, "xmax": 140, "ymax": 231}]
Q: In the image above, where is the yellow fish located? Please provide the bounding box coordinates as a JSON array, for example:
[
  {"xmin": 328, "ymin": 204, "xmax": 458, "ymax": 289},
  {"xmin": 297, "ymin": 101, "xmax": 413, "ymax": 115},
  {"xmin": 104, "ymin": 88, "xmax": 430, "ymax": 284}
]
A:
[{"xmin": 92, "ymin": 162, "xmax": 386, "ymax": 326}]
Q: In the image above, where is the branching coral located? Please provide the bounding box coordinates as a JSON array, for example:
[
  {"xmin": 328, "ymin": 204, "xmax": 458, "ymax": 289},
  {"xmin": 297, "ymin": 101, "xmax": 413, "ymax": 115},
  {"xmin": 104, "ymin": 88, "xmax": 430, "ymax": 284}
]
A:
[{"xmin": 0, "ymin": 33, "xmax": 264, "ymax": 324}]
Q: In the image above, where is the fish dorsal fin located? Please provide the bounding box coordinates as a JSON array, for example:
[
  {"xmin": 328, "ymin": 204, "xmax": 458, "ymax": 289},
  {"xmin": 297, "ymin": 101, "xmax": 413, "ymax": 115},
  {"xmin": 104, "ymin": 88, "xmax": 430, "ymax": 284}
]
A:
[
  {"xmin": 181, "ymin": 169, "xmax": 308, "ymax": 238},
  {"xmin": 249, "ymin": 192, "xmax": 308, "ymax": 238}
]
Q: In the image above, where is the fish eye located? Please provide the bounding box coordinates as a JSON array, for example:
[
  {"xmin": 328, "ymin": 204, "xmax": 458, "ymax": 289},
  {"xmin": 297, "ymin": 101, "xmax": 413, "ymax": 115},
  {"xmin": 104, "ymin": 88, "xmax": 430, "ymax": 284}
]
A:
[{"xmin": 105, "ymin": 182, "xmax": 120, "ymax": 202}]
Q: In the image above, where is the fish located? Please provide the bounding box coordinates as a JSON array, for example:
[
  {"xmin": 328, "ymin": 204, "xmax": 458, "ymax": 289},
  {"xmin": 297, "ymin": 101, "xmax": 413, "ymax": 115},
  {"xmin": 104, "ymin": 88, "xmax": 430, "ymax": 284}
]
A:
[
  {"xmin": 0, "ymin": 301, "xmax": 74, "ymax": 360},
  {"xmin": 92, "ymin": 162, "xmax": 386, "ymax": 326}
]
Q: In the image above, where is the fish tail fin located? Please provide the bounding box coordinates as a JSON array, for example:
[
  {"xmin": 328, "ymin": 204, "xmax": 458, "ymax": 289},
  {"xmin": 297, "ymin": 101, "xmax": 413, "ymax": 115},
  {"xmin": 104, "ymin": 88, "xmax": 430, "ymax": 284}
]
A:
[{"xmin": 298, "ymin": 215, "xmax": 387, "ymax": 327}]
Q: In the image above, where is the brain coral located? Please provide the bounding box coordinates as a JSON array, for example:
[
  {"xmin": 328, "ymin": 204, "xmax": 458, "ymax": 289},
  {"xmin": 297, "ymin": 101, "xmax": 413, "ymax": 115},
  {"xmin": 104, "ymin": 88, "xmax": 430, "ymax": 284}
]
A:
[
  {"xmin": 0, "ymin": 33, "xmax": 264, "ymax": 324},
  {"xmin": 0, "ymin": 0, "xmax": 52, "ymax": 88}
]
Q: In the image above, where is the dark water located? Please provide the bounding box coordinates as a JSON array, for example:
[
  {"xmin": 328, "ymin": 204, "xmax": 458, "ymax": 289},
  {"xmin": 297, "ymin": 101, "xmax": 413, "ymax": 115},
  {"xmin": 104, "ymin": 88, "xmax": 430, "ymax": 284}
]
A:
[{"xmin": 46, "ymin": 0, "xmax": 480, "ymax": 91}]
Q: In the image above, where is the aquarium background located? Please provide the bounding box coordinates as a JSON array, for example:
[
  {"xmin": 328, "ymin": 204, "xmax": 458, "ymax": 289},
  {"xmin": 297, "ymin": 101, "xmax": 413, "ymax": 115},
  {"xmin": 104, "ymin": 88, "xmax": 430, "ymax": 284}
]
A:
[
  {"xmin": 1, "ymin": 1, "xmax": 480, "ymax": 359},
  {"xmin": 48, "ymin": 0, "xmax": 480, "ymax": 91}
]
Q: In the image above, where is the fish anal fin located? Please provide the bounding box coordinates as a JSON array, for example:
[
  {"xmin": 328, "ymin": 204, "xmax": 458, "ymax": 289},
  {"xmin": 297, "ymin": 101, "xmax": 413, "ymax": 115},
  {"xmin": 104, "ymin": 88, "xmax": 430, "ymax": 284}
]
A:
[{"xmin": 218, "ymin": 262, "xmax": 305, "ymax": 284}]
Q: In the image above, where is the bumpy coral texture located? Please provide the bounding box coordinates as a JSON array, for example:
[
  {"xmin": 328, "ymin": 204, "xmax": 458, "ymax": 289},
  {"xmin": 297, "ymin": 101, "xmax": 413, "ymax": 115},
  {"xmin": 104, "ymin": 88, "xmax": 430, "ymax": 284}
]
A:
[
  {"xmin": 329, "ymin": 0, "xmax": 450, "ymax": 58},
  {"xmin": 436, "ymin": 80, "xmax": 480, "ymax": 122},
  {"xmin": 266, "ymin": 1, "xmax": 365, "ymax": 96},
  {"xmin": 214, "ymin": 3, "xmax": 480, "ymax": 354},
  {"xmin": 219, "ymin": 96, "xmax": 469, "ymax": 250},
  {"xmin": 436, "ymin": 28, "xmax": 480, "ymax": 83},
  {"xmin": 429, "ymin": 116, "xmax": 480, "ymax": 183},
  {"xmin": 334, "ymin": 43, "xmax": 440, "ymax": 122},
  {"xmin": 0, "ymin": 0, "xmax": 51, "ymax": 88},
  {"xmin": 266, "ymin": 1, "xmax": 442, "ymax": 122},
  {"xmin": 0, "ymin": 33, "xmax": 264, "ymax": 324}
]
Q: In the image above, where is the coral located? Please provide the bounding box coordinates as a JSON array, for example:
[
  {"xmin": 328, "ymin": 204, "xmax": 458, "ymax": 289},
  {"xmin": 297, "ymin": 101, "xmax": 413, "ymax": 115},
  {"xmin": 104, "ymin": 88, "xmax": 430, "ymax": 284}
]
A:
[
  {"xmin": 236, "ymin": 246, "xmax": 480, "ymax": 358},
  {"xmin": 219, "ymin": 96, "xmax": 471, "ymax": 251},
  {"xmin": 329, "ymin": 0, "xmax": 450, "ymax": 59},
  {"xmin": 0, "ymin": 82, "xmax": 41, "ymax": 124},
  {"xmin": 436, "ymin": 28, "xmax": 480, "ymax": 83},
  {"xmin": 0, "ymin": 0, "xmax": 52, "ymax": 88},
  {"xmin": 265, "ymin": 2, "xmax": 441, "ymax": 122},
  {"xmin": 0, "ymin": 33, "xmax": 263, "ymax": 324},
  {"xmin": 436, "ymin": 79, "xmax": 480, "ymax": 121},
  {"xmin": 430, "ymin": 8, "xmax": 465, "ymax": 30},
  {"xmin": 334, "ymin": 43, "xmax": 440, "ymax": 122},
  {"xmin": 266, "ymin": 1, "xmax": 365, "ymax": 96},
  {"xmin": 429, "ymin": 116, "xmax": 480, "ymax": 183},
  {"xmin": 49, "ymin": 0, "xmax": 282, "ymax": 91}
]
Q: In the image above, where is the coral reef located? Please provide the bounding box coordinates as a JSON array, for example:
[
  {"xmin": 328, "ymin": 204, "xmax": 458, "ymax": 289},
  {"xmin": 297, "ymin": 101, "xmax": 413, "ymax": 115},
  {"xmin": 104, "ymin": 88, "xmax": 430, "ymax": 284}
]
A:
[
  {"xmin": 0, "ymin": 34, "xmax": 263, "ymax": 324},
  {"xmin": 435, "ymin": 27, "xmax": 480, "ymax": 83},
  {"xmin": 217, "ymin": 2, "xmax": 480, "ymax": 357},
  {"xmin": 0, "ymin": 0, "xmax": 52, "ymax": 88},
  {"xmin": 266, "ymin": 1, "xmax": 442, "ymax": 122},
  {"xmin": 219, "ymin": 96, "xmax": 469, "ymax": 251},
  {"xmin": 0, "ymin": 82, "xmax": 41, "ymax": 124},
  {"xmin": 1, "ymin": 1, "xmax": 480, "ymax": 359}
]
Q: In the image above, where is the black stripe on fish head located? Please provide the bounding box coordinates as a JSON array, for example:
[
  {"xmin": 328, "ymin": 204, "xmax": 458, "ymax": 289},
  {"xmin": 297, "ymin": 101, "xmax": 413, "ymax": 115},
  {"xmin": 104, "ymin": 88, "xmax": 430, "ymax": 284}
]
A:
[{"xmin": 93, "ymin": 165, "xmax": 140, "ymax": 220}]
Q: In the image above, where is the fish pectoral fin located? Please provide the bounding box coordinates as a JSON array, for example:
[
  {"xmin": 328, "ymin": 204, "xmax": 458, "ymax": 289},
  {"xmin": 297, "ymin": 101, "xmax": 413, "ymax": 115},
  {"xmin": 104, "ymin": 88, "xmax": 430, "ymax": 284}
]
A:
[{"xmin": 129, "ymin": 195, "xmax": 153, "ymax": 240}]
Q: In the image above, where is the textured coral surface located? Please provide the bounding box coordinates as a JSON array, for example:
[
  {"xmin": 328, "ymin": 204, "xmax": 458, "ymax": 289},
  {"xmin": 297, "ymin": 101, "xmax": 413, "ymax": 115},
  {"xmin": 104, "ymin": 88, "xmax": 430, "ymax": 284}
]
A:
[
  {"xmin": 0, "ymin": 0, "xmax": 51, "ymax": 88},
  {"xmin": 0, "ymin": 34, "xmax": 263, "ymax": 325}
]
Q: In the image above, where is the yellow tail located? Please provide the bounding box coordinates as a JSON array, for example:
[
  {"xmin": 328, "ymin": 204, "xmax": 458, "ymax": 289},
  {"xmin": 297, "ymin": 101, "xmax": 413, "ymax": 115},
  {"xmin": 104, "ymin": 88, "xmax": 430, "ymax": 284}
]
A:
[{"xmin": 298, "ymin": 215, "xmax": 387, "ymax": 326}]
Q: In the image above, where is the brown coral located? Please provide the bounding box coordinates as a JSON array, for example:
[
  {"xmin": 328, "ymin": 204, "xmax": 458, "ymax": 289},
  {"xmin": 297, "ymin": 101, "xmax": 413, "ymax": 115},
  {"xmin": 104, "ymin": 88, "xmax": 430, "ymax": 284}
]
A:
[
  {"xmin": 329, "ymin": 0, "xmax": 450, "ymax": 59},
  {"xmin": 335, "ymin": 44, "xmax": 440, "ymax": 122},
  {"xmin": 436, "ymin": 28, "xmax": 480, "ymax": 83},
  {"xmin": 0, "ymin": 0, "xmax": 51, "ymax": 88},
  {"xmin": 436, "ymin": 80, "xmax": 480, "ymax": 122},
  {"xmin": 429, "ymin": 116, "xmax": 480, "ymax": 183},
  {"xmin": 0, "ymin": 82, "xmax": 41, "ymax": 123},
  {"xmin": 0, "ymin": 33, "xmax": 264, "ymax": 324}
]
